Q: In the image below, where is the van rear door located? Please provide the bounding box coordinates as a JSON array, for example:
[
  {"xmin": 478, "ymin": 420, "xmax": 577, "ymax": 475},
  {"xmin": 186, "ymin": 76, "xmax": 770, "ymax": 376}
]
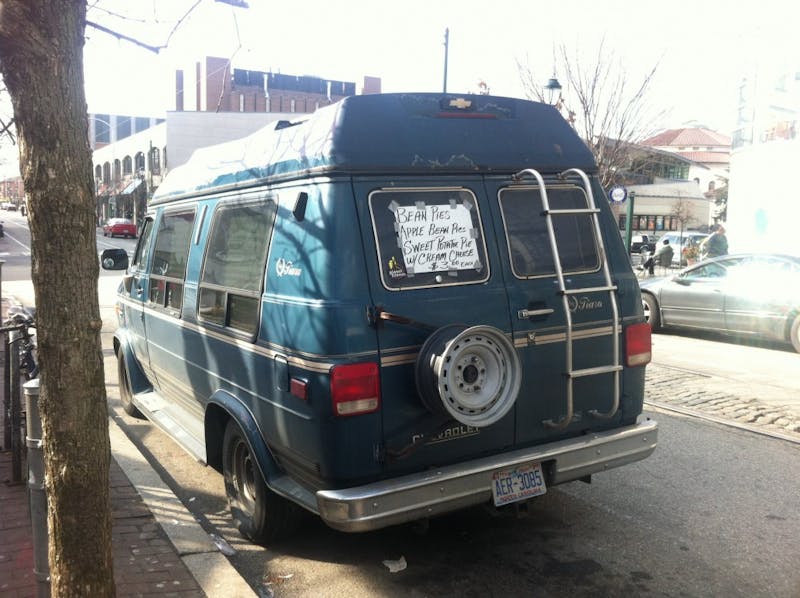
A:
[
  {"xmin": 485, "ymin": 175, "xmax": 622, "ymax": 443},
  {"xmin": 355, "ymin": 178, "xmax": 519, "ymax": 473}
]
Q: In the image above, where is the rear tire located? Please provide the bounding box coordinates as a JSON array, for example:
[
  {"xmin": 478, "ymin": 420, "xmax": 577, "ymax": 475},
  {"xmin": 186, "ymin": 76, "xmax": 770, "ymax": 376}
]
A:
[
  {"xmin": 222, "ymin": 419, "xmax": 299, "ymax": 544},
  {"xmin": 642, "ymin": 293, "xmax": 661, "ymax": 331},
  {"xmin": 790, "ymin": 315, "xmax": 800, "ymax": 353},
  {"xmin": 117, "ymin": 352, "xmax": 144, "ymax": 418}
]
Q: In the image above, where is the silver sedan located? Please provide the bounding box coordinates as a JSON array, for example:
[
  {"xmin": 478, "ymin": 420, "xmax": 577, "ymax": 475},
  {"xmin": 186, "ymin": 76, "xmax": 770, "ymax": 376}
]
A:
[{"xmin": 639, "ymin": 253, "xmax": 800, "ymax": 352}]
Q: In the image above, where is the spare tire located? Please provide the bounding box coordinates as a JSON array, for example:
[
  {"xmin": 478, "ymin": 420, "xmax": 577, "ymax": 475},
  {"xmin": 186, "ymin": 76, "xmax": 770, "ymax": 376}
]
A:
[{"xmin": 415, "ymin": 324, "xmax": 521, "ymax": 427}]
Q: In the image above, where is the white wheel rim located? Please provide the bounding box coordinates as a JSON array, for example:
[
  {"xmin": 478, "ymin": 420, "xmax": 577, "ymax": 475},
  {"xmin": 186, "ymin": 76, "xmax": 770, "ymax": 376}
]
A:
[{"xmin": 432, "ymin": 325, "xmax": 521, "ymax": 427}]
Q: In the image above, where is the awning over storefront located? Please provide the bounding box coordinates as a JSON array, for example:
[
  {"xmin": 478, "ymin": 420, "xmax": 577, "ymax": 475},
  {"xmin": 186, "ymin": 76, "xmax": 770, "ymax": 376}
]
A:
[{"xmin": 121, "ymin": 178, "xmax": 144, "ymax": 195}]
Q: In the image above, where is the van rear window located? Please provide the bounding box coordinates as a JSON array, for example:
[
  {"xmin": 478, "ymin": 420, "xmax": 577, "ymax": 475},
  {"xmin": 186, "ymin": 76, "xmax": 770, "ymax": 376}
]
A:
[
  {"xmin": 369, "ymin": 189, "xmax": 489, "ymax": 290},
  {"xmin": 499, "ymin": 185, "xmax": 599, "ymax": 278}
]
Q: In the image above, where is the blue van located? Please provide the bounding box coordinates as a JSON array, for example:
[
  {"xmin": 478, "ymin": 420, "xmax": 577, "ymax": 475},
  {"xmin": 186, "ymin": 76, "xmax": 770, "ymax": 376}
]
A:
[{"xmin": 101, "ymin": 93, "xmax": 657, "ymax": 542}]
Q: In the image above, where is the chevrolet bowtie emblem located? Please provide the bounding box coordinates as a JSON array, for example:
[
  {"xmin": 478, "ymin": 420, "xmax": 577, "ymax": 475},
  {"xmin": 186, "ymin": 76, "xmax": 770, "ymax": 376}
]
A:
[{"xmin": 448, "ymin": 98, "xmax": 472, "ymax": 109}]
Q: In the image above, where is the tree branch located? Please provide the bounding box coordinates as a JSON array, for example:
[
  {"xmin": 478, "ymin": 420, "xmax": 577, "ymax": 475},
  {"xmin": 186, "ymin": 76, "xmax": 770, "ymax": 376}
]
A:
[
  {"xmin": 86, "ymin": 0, "xmax": 205, "ymax": 54},
  {"xmin": 86, "ymin": 20, "xmax": 162, "ymax": 53}
]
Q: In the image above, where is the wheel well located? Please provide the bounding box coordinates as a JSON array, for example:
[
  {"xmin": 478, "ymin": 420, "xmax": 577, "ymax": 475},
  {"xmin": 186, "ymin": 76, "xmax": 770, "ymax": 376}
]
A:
[
  {"xmin": 204, "ymin": 404, "xmax": 231, "ymax": 473},
  {"xmin": 640, "ymin": 291, "xmax": 657, "ymax": 308}
]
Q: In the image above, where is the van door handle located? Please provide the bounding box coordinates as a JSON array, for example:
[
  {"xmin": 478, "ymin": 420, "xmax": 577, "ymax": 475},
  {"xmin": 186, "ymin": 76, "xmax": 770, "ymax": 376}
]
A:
[{"xmin": 518, "ymin": 308, "xmax": 554, "ymax": 319}]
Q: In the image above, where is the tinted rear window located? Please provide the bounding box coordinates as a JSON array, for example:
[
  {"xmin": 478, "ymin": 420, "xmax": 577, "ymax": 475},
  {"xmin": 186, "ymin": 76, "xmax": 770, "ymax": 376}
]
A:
[{"xmin": 499, "ymin": 185, "xmax": 599, "ymax": 277}]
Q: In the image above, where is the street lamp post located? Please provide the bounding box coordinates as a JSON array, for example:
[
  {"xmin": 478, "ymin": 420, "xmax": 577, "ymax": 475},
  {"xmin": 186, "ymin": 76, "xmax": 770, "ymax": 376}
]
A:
[{"xmin": 545, "ymin": 76, "xmax": 562, "ymax": 105}]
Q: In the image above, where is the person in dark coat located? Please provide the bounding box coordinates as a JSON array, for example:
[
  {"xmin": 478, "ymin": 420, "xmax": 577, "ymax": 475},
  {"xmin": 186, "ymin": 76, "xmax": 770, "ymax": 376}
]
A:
[
  {"xmin": 640, "ymin": 239, "xmax": 674, "ymax": 276},
  {"xmin": 701, "ymin": 224, "xmax": 729, "ymax": 258}
]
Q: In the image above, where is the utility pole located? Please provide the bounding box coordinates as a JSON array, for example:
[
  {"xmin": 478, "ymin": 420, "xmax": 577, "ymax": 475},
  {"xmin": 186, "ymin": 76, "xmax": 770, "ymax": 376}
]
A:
[
  {"xmin": 625, "ymin": 191, "xmax": 636, "ymax": 253},
  {"xmin": 442, "ymin": 28, "xmax": 449, "ymax": 93}
]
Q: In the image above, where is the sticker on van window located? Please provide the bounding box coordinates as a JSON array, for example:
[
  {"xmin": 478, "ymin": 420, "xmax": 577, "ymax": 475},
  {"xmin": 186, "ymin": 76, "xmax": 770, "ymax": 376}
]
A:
[
  {"xmin": 387, "ymin": 256, "xmax": 407, "ymax": 280},
  {"xmin": 390, "ymin": 199, "xmax": 482, "ymax": 275}
]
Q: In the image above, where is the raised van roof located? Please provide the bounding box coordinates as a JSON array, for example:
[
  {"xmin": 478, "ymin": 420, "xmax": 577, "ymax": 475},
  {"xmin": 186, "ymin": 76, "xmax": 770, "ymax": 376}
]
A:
[{"xmin": 152, "ymin": 93, "xmax": 596, "ymax": 203}]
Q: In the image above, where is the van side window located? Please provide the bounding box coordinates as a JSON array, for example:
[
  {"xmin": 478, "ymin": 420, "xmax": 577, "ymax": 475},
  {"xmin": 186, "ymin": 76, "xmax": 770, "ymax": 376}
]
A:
[
  {"xmin": 198, "ymin": 199, "xmax": 276, "ymax": 334},
  {"xmin": 369, "ymin": 188, "xmax": 489, "ymax": 290},
  {"xmin": 149, "ymin": 210, "xmax": 196, "ymax": 313},
  {"xmin": 499, "ymin": 186, "xmax": 599, "ymax": 277},
  {"xmin": 131, "ymin": 218, "xmax": 154, "ymax": 272}
]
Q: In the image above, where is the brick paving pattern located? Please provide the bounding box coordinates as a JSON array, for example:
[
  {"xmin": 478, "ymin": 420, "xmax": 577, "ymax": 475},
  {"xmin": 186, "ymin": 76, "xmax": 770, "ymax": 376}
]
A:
[
  {"xmin": 645, "ymin": 363, "xmax": 800, "ymax": 439},
  {"xmin": 1, "ymin": 436, "xmax": 206, "ymax": 597}
]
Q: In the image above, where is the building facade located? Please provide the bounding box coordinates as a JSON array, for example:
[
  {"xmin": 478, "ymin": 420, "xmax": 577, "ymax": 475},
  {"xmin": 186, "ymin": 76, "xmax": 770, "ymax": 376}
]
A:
[
  {"xmin": 176, "ymin": 56, "xmax": 381, "ymax": 114},
  {"xmin": 93, "ymin": 57, "xmax": 378, "ymax": 227},
  {"xmin": 727, "ymin": 65, "xmax": 800, "ymax": 254},
  {"xmin": 610, "ymin": 144, "xmax": 715, "ymax": 238},
  {"xmin": 88, "ymin": 114, "xmax": 165, "ymax": 150}
]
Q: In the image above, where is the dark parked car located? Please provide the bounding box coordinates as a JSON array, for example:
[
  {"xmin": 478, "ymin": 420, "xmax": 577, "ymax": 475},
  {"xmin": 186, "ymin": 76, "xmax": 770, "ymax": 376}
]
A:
[
  {"xmin": 629, "ymin": 233, "xmax": 658, "ymax": 255},
  {"xmin": 103, "ymin": 218, "xmax": 137, "ymax": 238},
  {"xmin": 639, "ymin": 253, "xmax": 800, "ymax": 352}
]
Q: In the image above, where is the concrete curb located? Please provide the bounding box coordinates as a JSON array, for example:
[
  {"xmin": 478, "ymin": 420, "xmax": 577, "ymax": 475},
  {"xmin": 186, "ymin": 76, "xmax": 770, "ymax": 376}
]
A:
[{"xmin": 108, "ymin": 416, "xmax": 256, "ymax": 598}]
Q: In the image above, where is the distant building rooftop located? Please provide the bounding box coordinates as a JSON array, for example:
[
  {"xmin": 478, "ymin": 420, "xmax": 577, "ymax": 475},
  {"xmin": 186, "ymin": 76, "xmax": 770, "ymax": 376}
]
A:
[{"xmin": 643, "ymin": 128, "xmax": 731, "ymax": 148}]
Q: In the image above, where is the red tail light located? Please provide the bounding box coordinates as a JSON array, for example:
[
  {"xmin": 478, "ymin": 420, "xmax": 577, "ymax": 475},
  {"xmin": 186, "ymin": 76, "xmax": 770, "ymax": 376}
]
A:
[
  {"xmin": 625, "ymin": 323, "xmax": 652, "ymax": 367},
  {"xmin": 330, "ymin": 363, "xmax": 380, "ymax": 416}
]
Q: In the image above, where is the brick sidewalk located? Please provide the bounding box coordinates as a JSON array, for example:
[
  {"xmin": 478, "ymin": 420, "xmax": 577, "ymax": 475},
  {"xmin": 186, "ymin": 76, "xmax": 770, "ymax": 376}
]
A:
[
  {"xmin": 645, "ymin": 363, "xmax": 800, "ymax": 440},
  {"xmin": 0, "ymin": 426, "xmax": 206, "ymax": 597}
]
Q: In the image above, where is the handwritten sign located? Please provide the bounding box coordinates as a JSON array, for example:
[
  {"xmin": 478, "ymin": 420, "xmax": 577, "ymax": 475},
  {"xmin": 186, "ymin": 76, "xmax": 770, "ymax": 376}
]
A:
[{"xmin": 391, "ymin": 201, "xmax": 481, "ymax": 274}]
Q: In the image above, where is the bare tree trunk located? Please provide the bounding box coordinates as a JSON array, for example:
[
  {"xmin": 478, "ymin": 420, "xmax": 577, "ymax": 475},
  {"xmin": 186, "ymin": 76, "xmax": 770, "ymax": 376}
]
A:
[{"xmin": 0, "ymin": 1, "xmax": 115, "ymax": 596}]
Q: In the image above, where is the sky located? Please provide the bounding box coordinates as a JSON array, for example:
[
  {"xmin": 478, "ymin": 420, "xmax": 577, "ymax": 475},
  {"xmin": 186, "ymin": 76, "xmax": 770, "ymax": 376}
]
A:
[{"xmin": 2, "ymin": 0, "xmax": 799, "ymax": 178}]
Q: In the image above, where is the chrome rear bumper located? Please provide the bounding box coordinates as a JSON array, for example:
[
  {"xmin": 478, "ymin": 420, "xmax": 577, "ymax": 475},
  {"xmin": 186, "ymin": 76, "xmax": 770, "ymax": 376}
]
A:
[{"xmin": 317, "ymin": 418, "xmax": 657, "ymax": 532}]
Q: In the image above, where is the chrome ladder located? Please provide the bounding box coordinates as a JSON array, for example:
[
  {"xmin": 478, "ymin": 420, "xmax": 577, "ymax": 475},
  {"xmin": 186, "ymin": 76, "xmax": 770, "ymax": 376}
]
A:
[{"xmin": 513, "ymin": 168, "xmax": 621, "ymax": 430}]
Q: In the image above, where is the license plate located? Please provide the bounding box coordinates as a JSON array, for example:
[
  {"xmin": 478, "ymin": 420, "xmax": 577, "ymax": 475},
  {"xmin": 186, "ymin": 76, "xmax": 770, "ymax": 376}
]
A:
[{"xmin": 491, "ymin": 462, "xmax": 547, "ymax": 506}]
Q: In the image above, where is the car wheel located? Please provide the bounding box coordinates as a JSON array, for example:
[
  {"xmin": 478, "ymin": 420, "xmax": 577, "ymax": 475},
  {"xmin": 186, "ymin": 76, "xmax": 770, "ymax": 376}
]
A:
[
  {"xmin": 222, "ymin": 419, "xmax": 299, "ymax": 544},
  {"xmin": 117, "ymin": 352, "xmax": 144, "ymax": 418},
  {"xmin": 415, "ymin": 324, "xmax": 522, "ymax": 428},
  {"xmin": 642, "ymin": 293, "xmax": 661, "ymax": 331},
  {"xmin": 790, "ymin": 315, "xmax": 800, "ymax": 353}
]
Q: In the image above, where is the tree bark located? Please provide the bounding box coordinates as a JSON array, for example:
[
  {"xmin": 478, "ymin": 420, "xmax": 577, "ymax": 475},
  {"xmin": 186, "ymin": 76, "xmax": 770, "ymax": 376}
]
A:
[{"xmin": 0, "ymin": 1, "xmax": 115, "ymax": 596}]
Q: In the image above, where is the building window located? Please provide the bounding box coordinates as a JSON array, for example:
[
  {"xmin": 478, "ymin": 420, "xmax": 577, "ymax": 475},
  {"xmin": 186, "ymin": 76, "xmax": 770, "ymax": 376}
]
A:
[
  {"xmin": 135, "ymin": 117, "xmax": 150, "ymax": 133},
  {"xmin": 117, "ymin": 117, "xmax": 131, "ymax": 140},
  {"xmin": 290, "ymin": 98, "xmax": 296, "ymax": 113},
  {"xmin": 94, "ymin": 114, "xmax": 111, "ymax": 144},
  {"xmin": 123, "ymin": 156, "xmax": 132, "ymax": 176},
  {"xmin": 149, "ymin": 147, "xmax": 161, "ymax": 175}
]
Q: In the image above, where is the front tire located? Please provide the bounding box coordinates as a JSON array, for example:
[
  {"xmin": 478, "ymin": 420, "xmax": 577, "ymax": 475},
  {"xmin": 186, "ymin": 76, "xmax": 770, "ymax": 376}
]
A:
[
  {"xmin": 222, "ymin": 419, "xmax": 299, "ymax": 544},
  {"xmin": 117, "ymin": 352, "xmax": 144, "ymax": 418},
  {"xmin": 642, "ymin": 293, "xmax": 661, "ymax": 331}
]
